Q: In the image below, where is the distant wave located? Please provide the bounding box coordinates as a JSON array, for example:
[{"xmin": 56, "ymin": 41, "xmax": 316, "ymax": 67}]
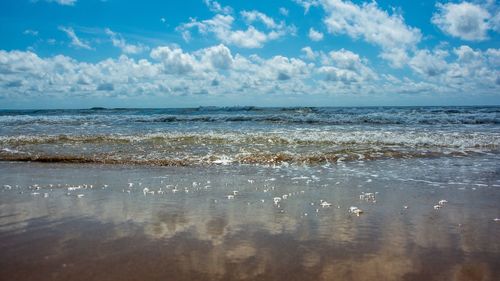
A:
[
  {"xmin": 1, "ymin": 114, "xmax": 499, "ymax": 126},
  {"xmin": 1, "ymin": 131, "xmax": 499, "ymax": 148},
  {"xmin": 131, "ymin": 115, "xmax": 500, "ymax": 125}
]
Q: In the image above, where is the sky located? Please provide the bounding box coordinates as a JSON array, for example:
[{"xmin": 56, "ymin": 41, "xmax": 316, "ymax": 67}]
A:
[{"xmin": 0, "ymin": 0, "xmax": 499, "ymax": 109}]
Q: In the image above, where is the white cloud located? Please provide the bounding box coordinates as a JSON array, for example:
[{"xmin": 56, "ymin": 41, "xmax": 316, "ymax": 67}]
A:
[
  {"xmin": 150, "ymin": 46, "xmax": 197, "ymax": 74},
  {"xmin": 0, "ymin": 44, "xmax": 498, "ymax": 102},
  {"xmin": 58, "ymin": 26, "xmax": 92, "ymax": 50},
  {"xmin": 224, "ymin": 26, "xmax": 269, "ymax": 48},
  {"xmin": 197, "ymin": 44, "xmax": 234, "ymax": 70},
  {"xmin": 23, "ymin": 29, "xmax": 39, "ymax": 36},
  {"xmin": 105, "ymin": 28, "xmax": 148, "ymax": 54},
  {"xmin": 406, "ymin": 45, "xmax": 500, "ymax": 93},
  {"xmin": 319, "ymin": 0, "xmax": 421, "ymax": 68},
  {"xmin": 486, "ymin": 48, "xmax": 500, "ymax": 66},
  {"xmin": 318, "ymin": 49, "xmax": 376, "ymax": 83},
  {"xmin": 203, "ymin": 0, "xmax": 232, "ymax": 15},
  {"xmin": 279, "ymin": 7, "xmax": 289, "ymax": 16},
  {"xmin": 308, "ymin": 28, "xmax": 324, "ymax": 41},
  {"xmin": 241, "ymin": 10, "xmax": 280, "ymax": 29},
  {"xmin": 328, "ymin": 49, "xmax": 364, "ymax": 69},
  {"xmin": 432, "ymin": 2, "xmax": 492, "ymax": 41},
  {"xmin": 379, "ymin": 48, "xmax": 409, "ymax": 69},
  {"xmin": 301, "ymin": 46, "xmax": 317, "ymax": 60},
  {"xmin": 178, "ymin": 12, "xmax": 294, "ymax": 48},
  {"xmin": 492, "ymin": 10, "xmax": 500, "ymax": 32},
  {"xmin": 264, "ymin": 56, "xmax": 310, "ymax": 81},
  {"xmin": 409, "ymin": 49, "xmax": 449, "ymax": 77},
  {"xmin": 321, "ymin": 0, "xmax": 421, "ymax": 49},
  {"xmin": 41, "ymin": 0, "xmax": 76, "ymax": 5},
  {"xmin": 293, "ymin": 0, "xmax": 320, "ymax": 14},
  {"xmin": 149, "ymin": 44, "xmax": 234, "ymax": 74}
]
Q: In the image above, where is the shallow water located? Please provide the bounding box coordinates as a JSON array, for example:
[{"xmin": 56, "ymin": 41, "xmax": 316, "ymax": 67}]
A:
[
  {"xmin": 1, "ymin": 155, "xmax": 499, "ymax": 281},
  {"xmin": 1, "ymin": 106, "xmax": 499, "ymax": 166}
]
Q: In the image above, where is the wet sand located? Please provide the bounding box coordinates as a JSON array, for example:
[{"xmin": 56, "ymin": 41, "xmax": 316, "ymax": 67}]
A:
[{"xmin": 0, "ymin": 156, "xmax": 499, "ymax": 281}]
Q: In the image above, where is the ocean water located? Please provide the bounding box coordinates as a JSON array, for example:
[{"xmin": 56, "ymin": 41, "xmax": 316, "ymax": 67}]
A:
[
  {"xmin": 1, "ymin": 106, "xmax": 499, "ymax": 165},
  {"xmin": 1, "ymin": 106, "xmax": 500, "ymax": 281}
]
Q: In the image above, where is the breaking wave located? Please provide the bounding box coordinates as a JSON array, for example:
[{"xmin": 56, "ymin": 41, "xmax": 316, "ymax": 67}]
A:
[
  {"xmin": 1, "ymin": 130, "xmax": 498, "ymax": 166},
  {"xmin": 1, "ymin": 106, "xmax": 498, "ymax": 166}
]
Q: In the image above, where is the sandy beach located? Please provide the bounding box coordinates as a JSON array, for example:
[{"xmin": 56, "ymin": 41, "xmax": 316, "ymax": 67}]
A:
[{"xmin": 1, "ymin": 154, "xmax": 499, "ymax": 281}]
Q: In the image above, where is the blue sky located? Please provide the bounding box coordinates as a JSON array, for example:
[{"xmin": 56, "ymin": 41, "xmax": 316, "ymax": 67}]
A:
[{"xmin": 0, "ymin": 0, "xmax": 499, "ymax": 108}]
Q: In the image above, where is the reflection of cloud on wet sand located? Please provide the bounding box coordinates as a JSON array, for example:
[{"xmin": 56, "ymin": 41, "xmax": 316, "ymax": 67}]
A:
[
  {"xmin": 319, "ymin": 254, "xmax": 414, "ymax": 281},
  {"xmin": 145, "ymin": 210, "xmax": 189, "ymax": 239},
  {"xmin": 451, "ymin": 262, "xmax": 492, "ymax": 281},
  {"xmin": 1, "ymin": 161, "xmax": 500, "ymax": 281}
]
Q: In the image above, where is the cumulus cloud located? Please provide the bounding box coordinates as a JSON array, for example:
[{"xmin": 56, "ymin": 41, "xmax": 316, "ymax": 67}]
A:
[
  {"xmin": 150, "ymin": 46, "xmax": 197, "ymax": 74},
  {"xmin": 178, "ymin": 12, "xmax": 294, "ymax": 48},
  {"xmin": 486, "ymin": 48, "xmax": 500, "ymax": 66},
  {"xmin": 301, "ymin": 46, "xmax": 318, "ymax": 60},
  {"xmin": 197, "ymin": 44, "xmax": 234, "ymax": 69},
  {"xmin": 432, "ymin": 2, "xmax": 492, "ymax": 41},
  {"xmin": 308, "ymin": 28, "xmax": 324, "ymax": 41},
  {"xmin": 406, "ymin": 45, "xmax": 500, "ymax": 93},
  {"xmin": 0, "ymin": 44, "xmax": 498, "ymax": 102},
  {"xmin": 378, "ymin": 48, "xmax": 409, "ymax": 69},
  {"xmin": 265, "ymin": 56, "xmax": 310, "ymax": 81},
  {"xmin": 58, "ymin": 26, "xmax": 92, "ymax": 50},
  {"xmin": 321, "ymin": 0, "xmax": 421, "ymax": 49},
  {"xmin": 409, "ymin": 49, "xmax": 449, "ymax": 77},
  {"xmin": 318, "ymin": 49, "xmax": 376, "ymax": 84},
  {"xmin": 105, "ymin": 28, "xmax": 147, "ymax": 54},
  {"xmin": 203, "ymin": 0, "xmax": 232, "ymax": 15},
  {"xmin": 313, "ymin": 0, "xmax": 421, "ymax": 68},
  {"xmin": 149, "ymin": 44, "xmax": 234, "ymax": 75}
]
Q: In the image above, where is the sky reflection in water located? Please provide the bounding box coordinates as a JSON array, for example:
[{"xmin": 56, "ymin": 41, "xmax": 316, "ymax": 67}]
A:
[{"xmin": 0, "ymin": 156, "xmax": 499, "ymax": 281}]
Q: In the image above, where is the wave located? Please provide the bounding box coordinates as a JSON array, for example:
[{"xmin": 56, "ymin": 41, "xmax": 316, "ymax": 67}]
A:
[
  {"xmin": 1, "ymin": 130, "xmax": 498, "ymax": 166},
  {"xmin": 0, "ymin": 149, "xmax": 486, "ymax": 166},
  {"xmin": 1, "ymin": 115, "xmax": 498, "ymax": 126},
  {"xmin": 1, "ymin": 106, "xmax": 499, "ymax": 126},
  {"xmin": 1, "ymin": 131, "xmax": 499, "ymax": 148}
]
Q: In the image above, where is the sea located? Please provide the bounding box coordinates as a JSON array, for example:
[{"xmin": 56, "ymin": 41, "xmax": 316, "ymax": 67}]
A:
[
  {"xmin": 1, "ymin": 106, "xmax": 499, "ymax": 165},
  {"xmin": 1, "ymin": 106, "xmax": 499, "ymax": 281}
]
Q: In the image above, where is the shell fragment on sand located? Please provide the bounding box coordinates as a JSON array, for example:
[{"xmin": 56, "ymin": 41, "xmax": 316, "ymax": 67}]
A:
[
  {"xmin": 320, "ymin": 201, "xmax": 332, "ymax": 207},
  {"xmin": 434, "ymin": 199, "xmax": 448, "ymax": 210},
  {"xmin": 349, "ymin": 206, "xmax": 363, "ymax": 216},
  {"xmin": 359, "ymin": 192, "xmax": 376, "ymax": 202}
]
